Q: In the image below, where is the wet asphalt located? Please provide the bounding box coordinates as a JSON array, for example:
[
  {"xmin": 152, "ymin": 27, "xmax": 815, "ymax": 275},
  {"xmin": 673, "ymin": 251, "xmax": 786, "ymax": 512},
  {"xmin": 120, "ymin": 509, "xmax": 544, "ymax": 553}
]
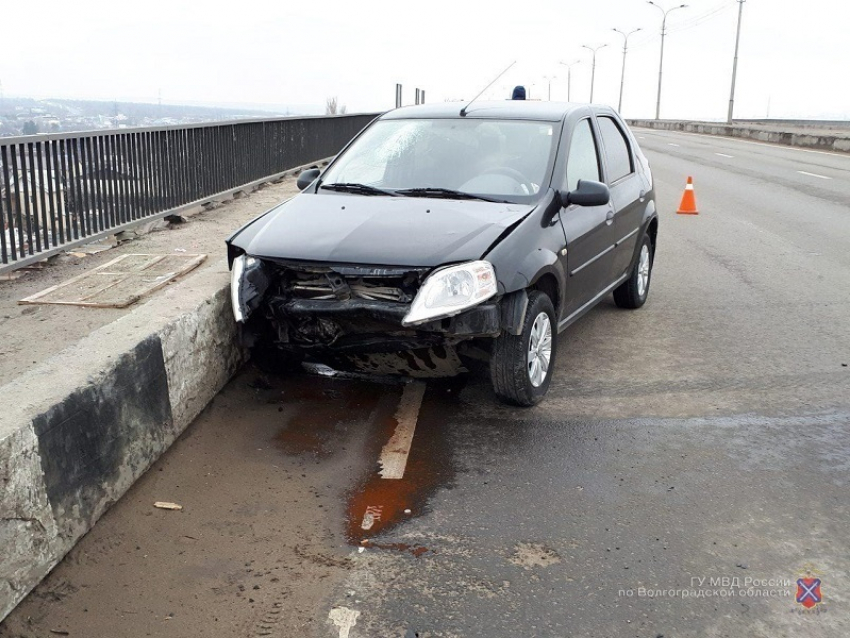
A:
[
  {"xmin": 3, "ymin": 130, "xmax": 850, "ymax": 638},
  {"xmin": 319, "ymin": 131, "xmax": 850, "ymax": 637}
]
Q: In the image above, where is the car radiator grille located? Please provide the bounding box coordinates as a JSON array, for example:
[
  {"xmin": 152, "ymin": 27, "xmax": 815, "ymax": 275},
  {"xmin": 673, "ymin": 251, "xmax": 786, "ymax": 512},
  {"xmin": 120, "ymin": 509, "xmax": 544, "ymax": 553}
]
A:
[{"xmin": 289, "ymin": 277, "xmax": 408, "ymax": 302}]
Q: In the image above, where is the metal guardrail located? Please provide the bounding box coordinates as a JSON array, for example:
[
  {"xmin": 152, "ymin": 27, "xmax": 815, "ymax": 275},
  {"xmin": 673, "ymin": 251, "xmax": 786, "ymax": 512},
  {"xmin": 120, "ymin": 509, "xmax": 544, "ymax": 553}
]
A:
[{"xmin": 0, "ymin": 113, "xmax": 379, "ymax": 273}]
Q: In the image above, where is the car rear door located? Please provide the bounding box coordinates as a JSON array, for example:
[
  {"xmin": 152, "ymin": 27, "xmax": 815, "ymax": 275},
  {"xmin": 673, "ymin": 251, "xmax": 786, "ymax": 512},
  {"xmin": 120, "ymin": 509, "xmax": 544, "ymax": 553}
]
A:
[
  {"xmin": 559, "ymin": 117, "xmax": 619, "ymax": 319},
  {"xmin": 595, "ymin": 114, "xmax": 644, "ymax": 279}
]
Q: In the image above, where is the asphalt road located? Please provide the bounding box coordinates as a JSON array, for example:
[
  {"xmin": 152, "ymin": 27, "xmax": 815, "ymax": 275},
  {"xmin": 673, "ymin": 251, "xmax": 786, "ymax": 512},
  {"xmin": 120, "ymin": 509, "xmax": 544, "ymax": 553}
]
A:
[{"xmin": 3, "ymin": 130, "xmax": 849, "ymax": 638}]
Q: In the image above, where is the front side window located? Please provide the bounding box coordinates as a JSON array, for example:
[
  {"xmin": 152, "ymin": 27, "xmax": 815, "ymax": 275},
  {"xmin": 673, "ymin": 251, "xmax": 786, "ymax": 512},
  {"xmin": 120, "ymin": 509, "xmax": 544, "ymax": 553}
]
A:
[
  {"xmin": 597, "ymin": 116, "xmax": 633, "ymax": 183},
  {"xmin": 319, "ymin": 118, "xmax": 556, "ymax": 201},
  {"xmin": 566, "ymin": 119, "xmax": 601, "ymax": 192}
]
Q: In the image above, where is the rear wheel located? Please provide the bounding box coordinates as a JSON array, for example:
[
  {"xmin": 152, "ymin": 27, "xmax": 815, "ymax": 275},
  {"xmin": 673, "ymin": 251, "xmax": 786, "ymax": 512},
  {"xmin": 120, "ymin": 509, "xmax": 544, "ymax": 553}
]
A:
[
  {"xmin": 613, "ymin": 235, "xmax": 653, "ymax": 309},
  {"xmin": 490, "ymin": 290, "xmax": 557, "ymax": 406}
]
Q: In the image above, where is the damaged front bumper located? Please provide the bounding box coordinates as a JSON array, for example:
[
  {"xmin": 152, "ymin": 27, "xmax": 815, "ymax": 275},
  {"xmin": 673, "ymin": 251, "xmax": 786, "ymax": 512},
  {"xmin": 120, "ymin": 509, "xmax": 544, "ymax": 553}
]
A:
[
  {"xmin": 270, "ymin": 297, "xmax": 502, "ymax": 352},
  {"xmin": 267, "ymin": 297, "xmax": 502, "ymax": 377},
  {"xmin": 230, "ymin": 255, "xmax": 523, "ymax": 377}
]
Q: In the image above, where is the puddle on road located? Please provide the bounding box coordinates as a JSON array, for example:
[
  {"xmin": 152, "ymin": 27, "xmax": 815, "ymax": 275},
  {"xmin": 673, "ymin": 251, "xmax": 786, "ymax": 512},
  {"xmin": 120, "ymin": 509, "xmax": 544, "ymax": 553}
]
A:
[{"xmin": 270, "ymin": 373, "xmax": 386, "ymax": 456}]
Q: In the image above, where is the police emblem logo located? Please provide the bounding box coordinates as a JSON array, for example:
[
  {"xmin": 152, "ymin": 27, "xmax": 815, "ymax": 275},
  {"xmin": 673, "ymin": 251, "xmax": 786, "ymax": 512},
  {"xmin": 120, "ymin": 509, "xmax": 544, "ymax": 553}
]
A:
[{"xmin": 796, "ymin": 577, "xmax": 823, "ymax": 609}]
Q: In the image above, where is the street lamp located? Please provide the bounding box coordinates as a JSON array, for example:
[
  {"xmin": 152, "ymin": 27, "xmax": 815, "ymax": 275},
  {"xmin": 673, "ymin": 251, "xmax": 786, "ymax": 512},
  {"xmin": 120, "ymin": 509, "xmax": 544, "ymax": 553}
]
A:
[
  {"xmin": 727, "ymin": 0, "xmax": 746, "ymax": 123},
  {"xmin": 582, "ymin": 44, "xmax": 608, "ymax": 103},
  {"xmin": 647, "ymin": 1, "xmax": 688, "ymax": 120},
  {"xmin": 558, "ymin": 60, "xmax": 580, "ymax": 102},
  {"xmin": 612, "ymin": 27, "xmax": 642, "ymax": 114}
]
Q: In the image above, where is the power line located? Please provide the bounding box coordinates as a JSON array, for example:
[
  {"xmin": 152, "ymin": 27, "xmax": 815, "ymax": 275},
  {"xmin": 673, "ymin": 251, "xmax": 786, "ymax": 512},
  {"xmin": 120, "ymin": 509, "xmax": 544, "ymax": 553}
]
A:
[
  {"xmin": 629, "ymin": 1, "xmax": 736, "ymax": 49},
  {"xmin": 668, "ymin": 1, "xmax": 736, "ymax": 33}
]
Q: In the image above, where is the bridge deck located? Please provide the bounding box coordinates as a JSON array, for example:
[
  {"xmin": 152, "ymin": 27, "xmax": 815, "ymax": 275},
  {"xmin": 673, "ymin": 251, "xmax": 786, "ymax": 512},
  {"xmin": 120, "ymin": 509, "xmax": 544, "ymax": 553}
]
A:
[{"xmin": 4, "ymin": 129, "xmax": 850, "ymax": 637}]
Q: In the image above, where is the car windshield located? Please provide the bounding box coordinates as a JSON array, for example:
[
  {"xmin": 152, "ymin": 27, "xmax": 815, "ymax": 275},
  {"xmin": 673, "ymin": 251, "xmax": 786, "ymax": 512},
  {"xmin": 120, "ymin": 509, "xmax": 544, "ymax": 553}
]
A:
[{"xmin": 319, "ymin": 118, "xmax": 557, "ymax": 202}]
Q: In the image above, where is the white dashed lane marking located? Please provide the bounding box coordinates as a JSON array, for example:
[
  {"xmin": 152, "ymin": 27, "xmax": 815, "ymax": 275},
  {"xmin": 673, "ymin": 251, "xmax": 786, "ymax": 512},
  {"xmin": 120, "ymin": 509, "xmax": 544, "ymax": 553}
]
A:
[
  {"xmin": 797, "ymin": 170, "xmax": 832, "ymax": 180},
  {"xmin": 377, "ymin": 381, "xmax": 426, "ymax": 479},
  {"xmin": 668, "ymin": 143, "xmax": 681, "ymax": 147},
  {"xmin": 715, "ymin": 152, "xmax": 734, "ymax": 158}
]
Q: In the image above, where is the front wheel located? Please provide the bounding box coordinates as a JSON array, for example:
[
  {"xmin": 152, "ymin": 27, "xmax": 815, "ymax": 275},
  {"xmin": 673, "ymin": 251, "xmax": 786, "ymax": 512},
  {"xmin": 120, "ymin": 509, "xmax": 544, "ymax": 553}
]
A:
[
  {"xmin": 613, "ymin": 235, "xmax": 653, "ymax": 309},
  {"xmin": 490, "ymin": 290, "xmax": 557, "ymax": 406}
]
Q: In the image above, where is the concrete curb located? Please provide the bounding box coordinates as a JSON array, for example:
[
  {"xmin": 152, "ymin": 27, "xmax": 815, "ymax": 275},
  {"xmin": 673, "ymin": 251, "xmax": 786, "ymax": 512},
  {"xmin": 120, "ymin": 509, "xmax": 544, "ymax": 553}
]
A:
[
  {"xmin": 0, "ymin": 260, "xmax": 245, "ymax": 620},
  {"xmin": 627, "ymin": 119, "xmax": 850, "ymax": 154}
]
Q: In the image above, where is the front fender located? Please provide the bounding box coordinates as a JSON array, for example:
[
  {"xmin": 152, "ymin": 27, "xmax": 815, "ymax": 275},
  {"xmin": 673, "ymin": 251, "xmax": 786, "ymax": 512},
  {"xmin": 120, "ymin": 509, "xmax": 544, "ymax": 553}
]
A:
[
  {"xmin": 485, "ymin": 192, "xmax": 567, "ymax": 296},
  {"xmin": 495, "ymin": 247, "xmax": 562, "ymax": 294}
]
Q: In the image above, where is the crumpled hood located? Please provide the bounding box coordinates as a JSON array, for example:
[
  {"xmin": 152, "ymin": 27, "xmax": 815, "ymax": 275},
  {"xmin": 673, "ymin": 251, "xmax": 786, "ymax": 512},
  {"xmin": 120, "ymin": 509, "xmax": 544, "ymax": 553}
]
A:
[{"xmin": 238, "ymin": 193, "xmax": 535, "ymax": 267}]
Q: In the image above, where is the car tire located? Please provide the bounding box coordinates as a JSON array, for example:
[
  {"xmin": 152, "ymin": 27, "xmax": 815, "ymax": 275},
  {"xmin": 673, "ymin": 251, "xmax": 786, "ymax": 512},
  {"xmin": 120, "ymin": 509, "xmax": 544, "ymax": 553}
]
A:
[
  {"xmin": 613, "ymin": 235, "xmax": 653, "ymax": 309},
  {"xmin": 490, "ymin": 290, "xmax": 557, "ymax": 407}
]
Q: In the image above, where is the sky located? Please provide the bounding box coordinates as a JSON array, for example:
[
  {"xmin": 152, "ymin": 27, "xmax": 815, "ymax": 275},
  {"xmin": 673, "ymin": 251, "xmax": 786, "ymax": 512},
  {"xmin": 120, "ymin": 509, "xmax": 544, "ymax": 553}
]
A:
[{"xmin": 2, "ymin": 0, "xmax": 848, "ymax": 120}]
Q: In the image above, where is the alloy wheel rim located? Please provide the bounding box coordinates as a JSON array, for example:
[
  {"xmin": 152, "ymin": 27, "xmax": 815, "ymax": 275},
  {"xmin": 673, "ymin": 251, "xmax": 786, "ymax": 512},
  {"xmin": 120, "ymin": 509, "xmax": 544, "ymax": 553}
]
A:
[
  {"xmin": 527, "ymin": 312, "xmax": 553, "ymax": 388},
  {"xmin": 637, "ymin": 245, "xmax": 650, "ymax": 298}
]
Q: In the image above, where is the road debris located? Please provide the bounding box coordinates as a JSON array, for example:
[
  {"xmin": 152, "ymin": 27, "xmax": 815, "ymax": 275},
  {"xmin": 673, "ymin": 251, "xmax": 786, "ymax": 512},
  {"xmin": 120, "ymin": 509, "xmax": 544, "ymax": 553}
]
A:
[
  {"xmin": 153, "ymin": 502, "xmax": 183, "ymax": 511},
  {"xmin": 328, "ymin": 607, "xmax": 360, "ymax": 638},
  {"xmin": 361, "ymin": 505, "xmax": 383, "ymax": 530}
]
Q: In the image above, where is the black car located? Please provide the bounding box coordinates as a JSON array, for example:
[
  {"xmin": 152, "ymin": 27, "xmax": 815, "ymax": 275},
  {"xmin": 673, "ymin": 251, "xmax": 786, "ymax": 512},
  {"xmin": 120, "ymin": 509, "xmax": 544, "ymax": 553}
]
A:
[{"xmin": 227, "ymin": 101, "xmax": 657, "ymax": 406}]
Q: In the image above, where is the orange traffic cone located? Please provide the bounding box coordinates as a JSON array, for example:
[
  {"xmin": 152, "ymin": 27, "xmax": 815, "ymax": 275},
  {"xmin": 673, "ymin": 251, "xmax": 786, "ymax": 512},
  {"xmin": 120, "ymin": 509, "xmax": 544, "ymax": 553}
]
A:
[{"xmin": 677, "ymin": 176, "xmax": 698, "ymax": 215}]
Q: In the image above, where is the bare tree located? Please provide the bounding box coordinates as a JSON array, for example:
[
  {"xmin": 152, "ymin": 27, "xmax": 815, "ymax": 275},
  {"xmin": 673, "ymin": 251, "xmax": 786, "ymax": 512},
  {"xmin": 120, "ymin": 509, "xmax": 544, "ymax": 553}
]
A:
[{"xmin": 325, "ymin": 97, "xmax": 347, "ymax": 115}]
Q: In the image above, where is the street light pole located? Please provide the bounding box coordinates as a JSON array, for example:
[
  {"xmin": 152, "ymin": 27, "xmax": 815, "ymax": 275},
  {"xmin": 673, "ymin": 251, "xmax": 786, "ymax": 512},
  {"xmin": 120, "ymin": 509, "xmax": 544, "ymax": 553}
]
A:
[
  {"xmin": 613, "ymin": 27, "xmax": 642, "ymax": 114},
  {"xmin": 727, "ymin": 0, "xmax": 746, "ymax": 123},
  {"xmin": 582, "ymin": 44, "xmax": 608, "ymax": 103},
  {"xmin": 558, "ymin": 60, "xmax": 580, "ymax": 102},
  {"xmin": 648, "ymin": 1, "xmax": 688, "ymax": 120}
]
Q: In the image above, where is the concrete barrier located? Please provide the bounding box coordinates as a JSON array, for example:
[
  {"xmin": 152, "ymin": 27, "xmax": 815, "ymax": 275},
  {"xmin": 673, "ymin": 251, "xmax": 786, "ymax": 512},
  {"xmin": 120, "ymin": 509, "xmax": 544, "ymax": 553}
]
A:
[
  {"xmin": 0, "ymin": 260, "xmax": 245, "ymax": 621},
  {"xmin": 627, "ymin": 119, "xmax": 850, "ymax": 154}
]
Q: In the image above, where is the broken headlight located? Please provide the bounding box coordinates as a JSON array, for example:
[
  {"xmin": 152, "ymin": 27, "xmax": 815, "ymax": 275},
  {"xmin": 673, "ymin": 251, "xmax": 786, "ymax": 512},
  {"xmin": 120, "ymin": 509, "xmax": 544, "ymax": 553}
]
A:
[
  {"xmin": 402, "ymin": 260, "xmax": 497, "ymax": 326},
  {"xmin": 230, "ymin": 254, "xmax": 265, "ymax": 323}
]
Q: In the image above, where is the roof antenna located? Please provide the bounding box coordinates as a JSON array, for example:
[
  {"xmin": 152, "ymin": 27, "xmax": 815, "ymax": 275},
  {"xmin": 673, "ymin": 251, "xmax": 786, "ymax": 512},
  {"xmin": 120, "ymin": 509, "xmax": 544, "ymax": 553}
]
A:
[{"xmin": 460, "ymin": 61, "xmax": 516, "ymax": 117}]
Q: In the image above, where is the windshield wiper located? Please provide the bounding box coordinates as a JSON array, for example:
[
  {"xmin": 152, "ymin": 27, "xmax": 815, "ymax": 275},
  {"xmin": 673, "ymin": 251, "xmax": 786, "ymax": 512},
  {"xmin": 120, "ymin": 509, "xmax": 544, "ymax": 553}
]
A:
[
  {"xmin": 320, "ymin": 182, "xmax": 397, "ymax": 196},
  {"xmin": 394, "ymin": 187, "xmax": 507, "ymax": 203}
]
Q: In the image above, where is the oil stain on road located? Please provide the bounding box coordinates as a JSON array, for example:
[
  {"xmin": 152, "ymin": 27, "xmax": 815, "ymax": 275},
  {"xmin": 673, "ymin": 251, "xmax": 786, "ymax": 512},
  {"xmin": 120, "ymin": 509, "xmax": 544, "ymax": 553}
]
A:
[
  {"xmin": 345, "ymin": 382, "xmax": 458, "ymax": 556},
  {"xmin": 269, "ymin": 369, "xmax": 458, "ymax": 557}
]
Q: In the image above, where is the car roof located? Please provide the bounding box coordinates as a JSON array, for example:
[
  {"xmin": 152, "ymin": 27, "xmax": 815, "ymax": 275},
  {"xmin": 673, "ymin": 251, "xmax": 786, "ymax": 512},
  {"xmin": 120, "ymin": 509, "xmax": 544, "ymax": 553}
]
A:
[{"xmin": 381, "ymin": 101, "xmax": 599, "ymax": 122}]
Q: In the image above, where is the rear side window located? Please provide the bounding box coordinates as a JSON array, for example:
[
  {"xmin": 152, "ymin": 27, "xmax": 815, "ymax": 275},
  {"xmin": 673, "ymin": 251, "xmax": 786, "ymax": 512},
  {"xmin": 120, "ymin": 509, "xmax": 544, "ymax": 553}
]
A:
[
  {"xmin": 566, "ymin": 119, "xmax": 600, "ymax": 192},
  {"xmin": 597, "ymin": 116, "xmax": 633, "ymax": 183}
]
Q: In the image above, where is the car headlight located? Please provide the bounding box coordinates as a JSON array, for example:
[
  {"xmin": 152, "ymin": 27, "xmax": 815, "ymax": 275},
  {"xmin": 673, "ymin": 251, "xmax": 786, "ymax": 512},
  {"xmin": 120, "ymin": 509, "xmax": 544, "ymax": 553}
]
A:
[
  {"xmin": 230, "ymin": 254, "xmax": 257, "ymax": 323},
  {"xmin": 402, "ymin": 260, "xmax": 497, "ymax": 326}
]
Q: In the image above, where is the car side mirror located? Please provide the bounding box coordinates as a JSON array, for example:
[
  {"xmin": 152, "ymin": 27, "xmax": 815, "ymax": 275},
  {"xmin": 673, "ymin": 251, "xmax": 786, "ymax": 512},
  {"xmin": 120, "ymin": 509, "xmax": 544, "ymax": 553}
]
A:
[
  {"xmin": 560, "ymin": 180, "xmax": 611, "ymax": 207},
  {"xmin": 297, "ymin": 167, "xmax": 322, "ymax": 191}
]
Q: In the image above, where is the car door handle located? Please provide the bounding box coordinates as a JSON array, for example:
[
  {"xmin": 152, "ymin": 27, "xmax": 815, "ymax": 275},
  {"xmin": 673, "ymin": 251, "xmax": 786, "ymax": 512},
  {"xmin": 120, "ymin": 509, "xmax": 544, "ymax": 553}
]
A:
[
  {"xmin": 606, "ymin": 210, "xmax": 615, "ymax": 225},
  {"xmin": 639, "ymin": 190, "xmax": 647, "ymax": 203}
]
